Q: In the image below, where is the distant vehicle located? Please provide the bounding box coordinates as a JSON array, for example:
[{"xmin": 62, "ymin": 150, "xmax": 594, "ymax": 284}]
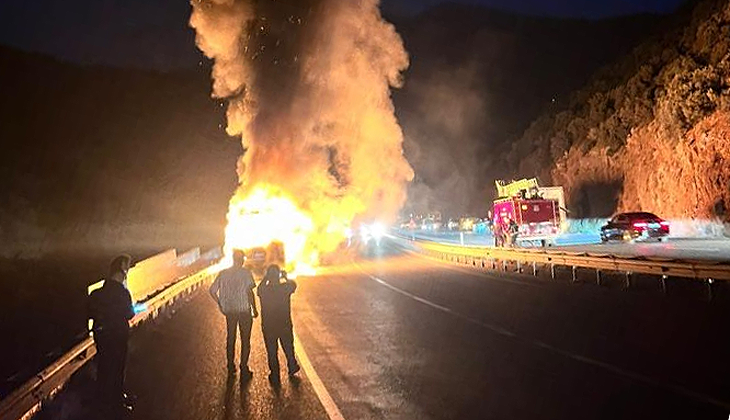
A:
[
  {"xmin": 447, "ymin": 219, "xmax": 459, "ymax": 231},
  {"xmin": 600, "ymin": 212, "xmax": 670, "ymax": 242},
  {"xmin": 353, "ymin": 222, "xmax": 387, "ymax": 256},
  {"xmin": 421, "ymin": 219, "xmax": 442, "ymax": 231},
  {"xmin": 492, "ymin": 179, "xmax": 564, "ymax": 247},
  {"xmin": 459, "ymin": 217, "xmax": 479, "ymax": 232},
  {"xmin": 359, "ymin": 222, "xmax": 386, "ymax": 246},
  {"xmin": 472, "ymin": 219, "xmax": 490, "ymax": 235}
]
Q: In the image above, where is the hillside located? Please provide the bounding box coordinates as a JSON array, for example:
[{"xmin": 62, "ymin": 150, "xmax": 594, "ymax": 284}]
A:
[
  {"xmin": 389, "ymin": 4, "xmax": 667, "ymax": 215},
  {"xmin": 508, "ymin": 0, "xmax": 730, "ymax": 220},
  {"xmin": 0, "ymin": 47, "xmax": 238, "ymax": 256}
]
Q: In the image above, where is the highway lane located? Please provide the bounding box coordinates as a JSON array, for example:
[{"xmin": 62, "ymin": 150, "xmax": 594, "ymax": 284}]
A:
[
  {"xmin": 556, "ymin": 239, "xmax": 730, "ymax": 262},
  {"xmin": 36, "ymin": 287, "xmax": 331, "ymax": 420},
  {"xmin": 403, "ymin": 230, "xmax": 730, "ymax": 261},
  {"xmin": 293, "ymin": 241, "xmax": 730, "ymax": 419},
  {"xmin": 34, "ymin": 240, "xmax": 730, "ymax": 419}
]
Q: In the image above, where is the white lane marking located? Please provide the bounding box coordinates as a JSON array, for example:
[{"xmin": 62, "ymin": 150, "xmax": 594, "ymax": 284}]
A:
[
  {"xmin": 294, "ymin": 332, "xmax": 347, "ymax": 420},
  {"xmin": 363, "ymin": 268, "xmax": 730, "ymax": 411}
]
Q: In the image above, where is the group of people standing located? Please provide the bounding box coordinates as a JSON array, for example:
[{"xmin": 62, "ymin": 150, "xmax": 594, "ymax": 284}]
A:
[
  {"xmin": 208, "ymin": 250, "xmax": 300, "ymax": 383},
  {"xmin": 88, "ymin": 250, "xmax": 299, "ymax": 417}
]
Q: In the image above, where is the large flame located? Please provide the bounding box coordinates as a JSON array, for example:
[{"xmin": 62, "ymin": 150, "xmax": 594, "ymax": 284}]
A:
[
  {"xmin": 190, "ymin": 0, "xmax": 414, "ymax": 272},
  {"xmin": 224, "ymin": 184, "xmax": 316, "ymax": 270}
]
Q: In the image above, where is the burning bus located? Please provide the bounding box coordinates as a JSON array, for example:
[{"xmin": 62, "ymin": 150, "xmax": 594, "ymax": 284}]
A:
[
  {"xmin": 241, "ymin": 241, "xmax": 286, "ymax": 280},
  {"xmin": 492, "ymin": 179, "xmax": 566, "ymax": 247}
]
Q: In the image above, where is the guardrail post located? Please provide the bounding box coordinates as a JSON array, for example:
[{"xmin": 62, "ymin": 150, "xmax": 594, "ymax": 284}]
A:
[
  {"xmin": 660, "ymin": 275, "xmax": 668, "ymax": 294},
  {"xmin": 707, "ymin": 279, "xmax": 714, "ymax": 301},
  {"xmin": 550, "ymin": 264, "xmax": 555, "ymax": 280},
  {"xmin": 502, "ymin": 260, "xmax": 507, "ymax": 272},
  {"xmin": 516, "ymin": 261, "xmax": 522, "ymax": 273},
  {"xmin": 623, "ymin": 272, "xmax": 632, "ymax": 291},
  {"xmin": 571, "ymin": 266, "xmax": 577, "ymax": 284},
  {"xmin": 532, "ymin": 261, "xmax": 537, "ymax": 277},
  {"xmin": 596, "ymin": 270, "xmax": 602, "ymax": 286}
]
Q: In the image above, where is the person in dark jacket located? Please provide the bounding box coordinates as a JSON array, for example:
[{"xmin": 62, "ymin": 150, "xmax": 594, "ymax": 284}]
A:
[
  {"xmin": 493, "ymin": 221, "xmax": 504, "ymax": 247},
  {"xmin": 507, "ymin": 218, "xmax": 519, "ymax": 247},
  {"xmin": 88, "ymin": 254, "xmax": 135, "ymax": 414},
  {"xmin": 257, "ymin": 265, "xmax": 300, "ymax": 383}
]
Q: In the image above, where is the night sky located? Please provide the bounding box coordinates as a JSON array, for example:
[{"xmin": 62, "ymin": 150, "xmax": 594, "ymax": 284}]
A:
[{"xmin": 0, "ymin": 0, "xmax": 686, "ymax": 70}]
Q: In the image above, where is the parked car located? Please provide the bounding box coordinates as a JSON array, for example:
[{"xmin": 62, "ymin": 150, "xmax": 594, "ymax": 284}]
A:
[{"xmin": 600, "ymin": 212, "xmax": 670, "ymax": 242}]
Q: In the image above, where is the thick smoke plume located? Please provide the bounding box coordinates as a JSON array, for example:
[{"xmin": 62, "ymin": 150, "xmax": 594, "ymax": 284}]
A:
[{"xmin": 190, "ymin": 0, "xmax": 413, "ymax": 263}]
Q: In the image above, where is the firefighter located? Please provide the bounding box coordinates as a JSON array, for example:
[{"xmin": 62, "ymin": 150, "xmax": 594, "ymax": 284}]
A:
[
  {"xmin": 88, "ymin": 254, "xmax": 135, "ymax": 415},
  {"xmin": 507, "ymin": 219, "xmax": 519, "ymax": 247},
  {"xmin": 493, "ymin": 220, "xmax": 504, "ymax": 247},
  {"xmin": 529, "ymin": 187, "xmax": 541, "ymax": 200},
  {"xmin": 257, "ymin": 265, "xmax": 300, "ymax": 384},
  {"xmin": 209, "ymin": 250, "xmax": 258, "ymax": 378}
]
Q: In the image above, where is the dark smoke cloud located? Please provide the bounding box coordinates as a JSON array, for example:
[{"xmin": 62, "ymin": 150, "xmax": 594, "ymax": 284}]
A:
[{"xmin": 190, "ymin": 0, "xmax": 414, "ymax": 260}]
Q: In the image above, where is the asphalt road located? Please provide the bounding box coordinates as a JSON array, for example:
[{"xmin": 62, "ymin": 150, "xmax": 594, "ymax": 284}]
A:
[
  {"xmin": 293, "ymin": 241, "xmax": 730, "ymax": 419},
  {"xmin": 39, "ymin": 239, "xmax": 730, "ymax": 419},
  {"xmin": 404, "ymin": 230, "xmax": 730, "ymax": 261},
  {"xmin": 557, "ymin": 239, "xmax": 730, "ymax": 261},
  {"xmin": 37, "ymin": 287, "xmax": 330, "ymax": 420}
]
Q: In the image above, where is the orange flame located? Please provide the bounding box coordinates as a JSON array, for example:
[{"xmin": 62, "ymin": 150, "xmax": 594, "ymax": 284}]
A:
[{"xmin": 224, "ymin": 184, "xmax": 318, "ymax": 275}]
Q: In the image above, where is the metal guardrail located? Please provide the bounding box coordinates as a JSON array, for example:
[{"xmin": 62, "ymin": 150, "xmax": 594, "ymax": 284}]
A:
[
  {"xmin": 401, "ymin": 237, "xmax": 730, "ymax": 298},
  {"xmin": 0, "ymin": 263, "xmax": 222, "ymax": 420}
]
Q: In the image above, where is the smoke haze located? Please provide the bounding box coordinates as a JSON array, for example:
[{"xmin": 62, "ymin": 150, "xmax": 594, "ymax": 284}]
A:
[
  {"xmin": 390, "ymin": 6, "xmax": 663, "ymax": 218},
  {"xmin": 190, "ymin": 0, "xmax": 413, "ymax": 261},
  {"xmin": 400, "ymin": 63, "xmax": 487, "ymax": 217}
]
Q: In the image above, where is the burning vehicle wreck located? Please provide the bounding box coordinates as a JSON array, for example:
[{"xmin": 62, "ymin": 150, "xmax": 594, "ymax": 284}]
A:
[{"xmin": 190, "ymin": 0, "xmax": 414, "ymax": 271}]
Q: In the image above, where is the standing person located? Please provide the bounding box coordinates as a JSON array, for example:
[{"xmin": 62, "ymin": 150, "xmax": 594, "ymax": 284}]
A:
[
  {"xmin": 508, "ymin": 218, "xmax": 520, "ymax": 247},
  {"xmin": 493, "ymin": 220, "xmax": 504, "ymax": 247},
  {"xmin": 209, "ymin": 250, "xmax": 258, "ymax": 378},
  {"xmin": 89, "ymin": 254, "xmax": 135, "ymax": 415},
  {"xmin": 257, "ymin": 265, "xmax": 300, "ymax": 384}
]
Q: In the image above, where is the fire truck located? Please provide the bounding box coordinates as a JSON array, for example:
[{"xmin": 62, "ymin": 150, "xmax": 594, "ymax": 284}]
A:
[{"xmin": 492, "ymin": 178, "xmax": 566, "ymax": 247}]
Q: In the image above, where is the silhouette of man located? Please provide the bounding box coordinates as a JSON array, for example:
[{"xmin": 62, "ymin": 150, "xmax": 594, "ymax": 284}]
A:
[
  {"xmin": 209, "ymin": 250, "xmax": 258, "ymax": 378},
  {"xmin": 89, "ymin": 254, "xmax": 135, "ymax": 415},
  {"xmin": 257, "ymin": 265, "xmax": 300, "ymax": 384}
]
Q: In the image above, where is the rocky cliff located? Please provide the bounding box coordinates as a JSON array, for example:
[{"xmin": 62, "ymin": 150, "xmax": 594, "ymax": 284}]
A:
[{"xmin": 510, "ymin": 0, "xmax": 730, "ymax": 221}]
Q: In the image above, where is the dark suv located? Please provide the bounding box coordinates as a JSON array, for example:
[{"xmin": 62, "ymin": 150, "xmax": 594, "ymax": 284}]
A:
[{"xmin": 600, "ymin": 212, "xmax": 670, "ymax": 243}]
